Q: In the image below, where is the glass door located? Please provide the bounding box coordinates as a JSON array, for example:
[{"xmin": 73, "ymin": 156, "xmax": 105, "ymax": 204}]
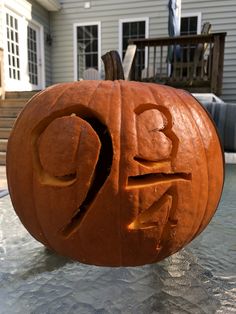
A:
[
  {"xmin": 5, "ymin": 10, "xmax": 22, "ymax": 90},
  {"xmin": 27, "ymin": 23, "xmax": 41, "ymax": 90},
  {"xmin": 4, "ymin": 8, "xmax": 44, "ymax": 91}
]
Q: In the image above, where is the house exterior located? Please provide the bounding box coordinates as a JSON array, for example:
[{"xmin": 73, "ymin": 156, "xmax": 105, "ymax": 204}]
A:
[{"xmin": 0, "ymin": 0, "xmax": 236, "ymax": 102}]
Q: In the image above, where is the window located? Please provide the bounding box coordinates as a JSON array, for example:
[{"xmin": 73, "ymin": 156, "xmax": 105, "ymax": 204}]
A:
[
  {"xmin": 74, "ymin": 23, "xmax": 100, "ymax": 80},
  {"xmin": 181, "ymin": 16, "xmax": 198, "ymax": 35},
  {"xmin": 180, "ymin": 14, "xmax": 201, "ymax": 62},
  {"xmin": 120, "ymin": 18, "xmax": 148, "ymax": 76},
  {"xmin": 180, "ymin": 13, "xmax": 201, "ymax": 35},
  {"xmin": 6, "ymin": 13, "xmax": 20, "ymax": 80}
]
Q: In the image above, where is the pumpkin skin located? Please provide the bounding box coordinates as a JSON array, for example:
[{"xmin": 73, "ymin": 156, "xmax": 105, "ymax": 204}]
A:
[{"xmin": 7, "ymin": 80, "xmax": 224, "ymax": 266}]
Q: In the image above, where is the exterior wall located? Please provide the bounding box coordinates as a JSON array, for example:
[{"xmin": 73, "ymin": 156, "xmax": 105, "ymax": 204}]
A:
[
  {"xmin": 181, "ymin": 0, "xmax": 236, "ymax": 103},
  {"xmin": 50, "ymin": 0, "xmax": 236, "ymax": 102},
  {"xmin": 50, "ymin": 0, "xmax": 170, "ymax": 83}
]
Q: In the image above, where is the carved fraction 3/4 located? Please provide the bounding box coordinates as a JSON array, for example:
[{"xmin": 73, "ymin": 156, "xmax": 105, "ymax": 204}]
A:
[{"xmin": 127, "ymin": 106, "xmax": 192, "ymax": 249}]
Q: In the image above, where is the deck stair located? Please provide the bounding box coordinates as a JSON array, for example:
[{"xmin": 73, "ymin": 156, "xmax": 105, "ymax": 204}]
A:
[{"xmin": 0, "ymin": 91, "xmax": 39, "ymax": 165}]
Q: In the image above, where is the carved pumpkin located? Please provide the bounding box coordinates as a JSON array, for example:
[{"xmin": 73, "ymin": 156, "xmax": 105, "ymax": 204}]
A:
[{"xmin": 7, "ymin": 80, "xmax": 224, "ymax": 266}]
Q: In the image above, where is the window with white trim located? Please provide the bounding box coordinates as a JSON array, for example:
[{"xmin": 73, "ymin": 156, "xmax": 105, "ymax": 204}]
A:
[
  {"xmin": 76, "ymin": 24, "xmax": 99, "ymax": 79},
  {"xmin": 180, "ymin": 14, "xmax": 201, "ymax": 61},
  {"xmin": 120, "ymin": 19, "xmax": 148, "ymax": 76},
  {"xmin": 180, "ymin": 13, "xmax": 201, "ymax": 35}
]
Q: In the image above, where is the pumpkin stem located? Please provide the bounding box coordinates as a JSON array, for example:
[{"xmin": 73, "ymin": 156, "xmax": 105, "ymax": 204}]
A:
[{"xmin": 101, "ymin": 50, "xmax": 125, "ymax": 80}]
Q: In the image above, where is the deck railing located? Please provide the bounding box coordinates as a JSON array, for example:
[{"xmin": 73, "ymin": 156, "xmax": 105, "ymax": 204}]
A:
[{"xmin": 128, "ymin": 32, "xmax": 226, "ymax": 95}]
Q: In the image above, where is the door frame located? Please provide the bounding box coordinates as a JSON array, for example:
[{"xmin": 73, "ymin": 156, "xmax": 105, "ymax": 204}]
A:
[{"xmin": 3, "ymin": 4, "xmax": 45, "ymax": 91}]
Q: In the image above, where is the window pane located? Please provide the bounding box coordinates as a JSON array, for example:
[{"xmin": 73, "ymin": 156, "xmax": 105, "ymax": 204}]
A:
[
  {"xmin": 189, "ymin": 17, "xmax": 197, "ymax": 34},
  {"xmin": 123, "ymin": 24, "xmax": 129, "ymax": 36},
  {"xmin": 91, "ymin": 25, "xmax": 97, "ymax": 38},
  {"xmin": 181, "ymin": 17, "xmax": 188, "ymax": 35},
  {"xmin": 131, "ymin": 22, "xmax": 137, "ymax": 35}
]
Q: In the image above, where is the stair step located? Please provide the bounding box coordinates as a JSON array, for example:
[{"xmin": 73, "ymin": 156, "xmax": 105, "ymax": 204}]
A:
[
  {"xmin": 0, "ymin": 117, "xmax": 16, "ymax": 128},
  {"xmin": 0, "ymin": 107, "xmax": 23, "ymax": 117},
  {"xmin": 5, "ymin": 91, "xmax": 40, "ymax": 99},
  {"xmin": 0, "ymin": 139, "xmax": 8, "ymax": 152},
  {"xmin": 0, "ymin": 152, "xmax": 6, "ymax": 166},
  {"xmin": 0, "ymin": 98, "xmax": 29, "ymax": 108},
  {"xmin": 0, "ymin": 128, "xmax": 12, "ymax": 139}
]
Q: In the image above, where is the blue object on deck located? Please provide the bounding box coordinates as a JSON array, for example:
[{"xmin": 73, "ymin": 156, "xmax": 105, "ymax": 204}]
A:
[{"xmin": 167, "ymin": 0, "xmax": 181, "ymax": 63}]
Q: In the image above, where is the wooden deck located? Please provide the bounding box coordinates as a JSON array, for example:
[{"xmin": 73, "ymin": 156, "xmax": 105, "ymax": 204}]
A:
[{"xmin": 127, "ymin": 32, "xmax": 226, "ymax": 96}]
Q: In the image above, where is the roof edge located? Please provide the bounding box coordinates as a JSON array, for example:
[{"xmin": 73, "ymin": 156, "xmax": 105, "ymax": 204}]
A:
[{"xmin": 35, "ymin": 0, "xmax": 61, "ymax": 11}]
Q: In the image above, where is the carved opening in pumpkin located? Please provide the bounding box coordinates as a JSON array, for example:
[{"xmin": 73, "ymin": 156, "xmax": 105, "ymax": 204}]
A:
[
  {"xmin": 31, "ymin": 106, "xmax": 113, "ymax": 236},
  {"xmin": 127, "ymin": 172, "xmax": 192, "ymax": 189},
  {"xmin": 61, "ymin": 116, "xmax": 113, "ymax": 237}
]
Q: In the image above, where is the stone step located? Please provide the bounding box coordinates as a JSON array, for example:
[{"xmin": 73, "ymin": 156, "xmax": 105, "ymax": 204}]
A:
[
  {"xmin": 0, "ymin": 139, "xmax": 8, "ymax": 152},
  {"xmin": 0, "ymin": 98, "xmax": 29, "ymax": 108},
  {"xmin": 0, "ymin": 107, "xmax": 23, "ymax": 118},
  {"xmin": 0, "ymin": 152, "xmax": 6, "ymax": 166},
  {"xmin": 0, "ymin": 117, "xmax": 16, "ymax": 128},
  {"xmin": 5, "ymin": 91, "xmax": 40, "ymax": 99},
  {"xmin": 0, "ymin": 128, "xmax": 12, "ymax": 139}
]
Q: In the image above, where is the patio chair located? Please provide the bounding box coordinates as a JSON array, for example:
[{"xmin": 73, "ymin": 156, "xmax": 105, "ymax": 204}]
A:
[{"xmin": 83, "ymin": 68, "xmax": 99, "ymax": 80}]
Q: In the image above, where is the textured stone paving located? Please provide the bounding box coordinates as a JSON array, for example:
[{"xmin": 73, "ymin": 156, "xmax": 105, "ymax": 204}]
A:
[{"xmin": 0, "ymin": 165, "xmax": 235, "ymax": 313}]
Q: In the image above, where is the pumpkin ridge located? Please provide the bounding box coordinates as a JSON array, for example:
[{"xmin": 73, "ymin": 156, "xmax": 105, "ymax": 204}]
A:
[
  {"xmin": 14, "ymin": 84, "xmax": 75, "ymax": 249},
  {"xmin": 32, "ymin": 82, "xmax": 103, "ymax": 247},
  {"xmin": 178, "ymin": 90, "xmax": 224, "ymax": 238},
  {"xmin": 171, "ymin": 88, "xmax": 210, "ymax": 243}
]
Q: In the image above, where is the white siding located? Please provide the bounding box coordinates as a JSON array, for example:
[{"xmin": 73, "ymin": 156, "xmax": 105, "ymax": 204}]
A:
[
  {"xmin": 50, "ymin": 0, "xmax": 236, "ymax": 102},
  {"xmin": 50, "ymin": 0, "xmax": 170, "ymax": 83}
]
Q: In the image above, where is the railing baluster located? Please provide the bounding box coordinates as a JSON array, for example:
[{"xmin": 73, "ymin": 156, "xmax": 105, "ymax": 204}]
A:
[
  {"xmin": 147, "ymin": 44, "xmax": 150, "ymax": 79},
  {"xmin": 180, "ymin": 45, "xmax": 183, "ymax": 80},
  {"xmin": 153, "ymin": 46, "xmax": 157, "ymax": 80},
  {"xmin": 208, "ymin": 42, "xmax": 212, "ymax": 81},
  {"xmin": 160, "ymin": 45, "xmax": 163, "ymax": 80},
  {"xmin": 187, "ymin": 44, "xmax": 190, "ymax": 80},
  {"xmin": 173, "ymin": 44, "xmax": 177, "ymax": 79}
]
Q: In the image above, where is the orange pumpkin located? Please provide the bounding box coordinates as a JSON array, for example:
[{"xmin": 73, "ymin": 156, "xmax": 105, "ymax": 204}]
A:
[{"xmin": 7, "ymin": 80, "xmax": 224, "ymax": 266}]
